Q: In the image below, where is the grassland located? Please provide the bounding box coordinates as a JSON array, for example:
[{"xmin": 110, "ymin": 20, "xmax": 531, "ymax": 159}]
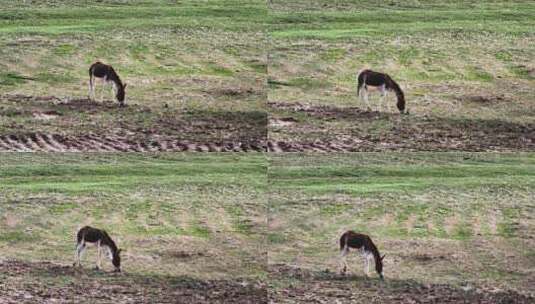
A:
[
  {"xmin": 0, "ymin": 153, "xmax": 267, "ymax": 303},
  {"xmin": 267, "ymin": 0, "xmax": 535, "ymax": 151},
  {"xmin": 0, "ymin": 1, "xmax": 268, "ymax": 151},
  {"xmin": 268, "ymin": 153, "xmax": 535, "ymax": 303}
]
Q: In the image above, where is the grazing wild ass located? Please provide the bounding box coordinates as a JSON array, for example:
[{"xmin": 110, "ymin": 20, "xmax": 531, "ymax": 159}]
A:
[
  {"xmin": 357, "ymin": 69, "xmax": 405, "ymax": 113},
  {"xmin": 339, "ymin": 230, "xmax": 385, "ymax": 280},
  {"xmin": 74, "ymin": 226, "xmax": 122, "ymax": 272},
  {"xmin": 88, "ymin": 61, "xmax": 127, "ymax": 105}
]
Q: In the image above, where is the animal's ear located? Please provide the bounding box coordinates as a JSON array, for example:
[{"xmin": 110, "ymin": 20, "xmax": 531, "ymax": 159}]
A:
[
  {"xmin": 381, "ymin": 254, "xmax": 386, "ymax": 260},
  {"xmin": 123, "ymin": 83, "xmax": 127, "ymax": 89},
  {"xmin": 118, "ymin": 249, "xmax": 123, "ymax": 254}
]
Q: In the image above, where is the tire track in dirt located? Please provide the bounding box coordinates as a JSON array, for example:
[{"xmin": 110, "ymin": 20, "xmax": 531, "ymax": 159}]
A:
[
  {"xmin": 1, "ymin": 95, "xmax": 267, "ymax": 153},
  {"xmin": 267, "ymin": 140, "xmax": 366, "ymax": 152},
  {"xmin": 0, "ymin": 133, "xmax": 266, "ymax": 152}
]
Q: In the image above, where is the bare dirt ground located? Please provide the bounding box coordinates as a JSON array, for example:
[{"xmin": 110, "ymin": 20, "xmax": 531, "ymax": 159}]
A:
[
  {"xmin": 269, "ymin": 264, "xmax": 534, "ymax": 304},
  {"xmin": 268, "ymin": 102, "xmax": 535, "ymax": 152},
  {"xmin": 0, "ymin": 95, "xmax": 266, "ymax": 152},
  {"xmin": 0, "ymin": 260, "xmax": 267, "ymax": 304}
]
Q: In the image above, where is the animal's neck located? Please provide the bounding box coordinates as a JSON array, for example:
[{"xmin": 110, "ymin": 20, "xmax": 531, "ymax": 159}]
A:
[
  {"xmin": 101, "ymin": 235, "xmax": 117, "ymax": 253},
  {"xmin": 111, "ymin": 77, "xmax": 123, "ymax": 90},
  {"xmin": 365, "ymin": 239, "xmax": 380, "ymax": 260},
  {"xmin": 385, "ymin": 78, "xmax": 397, "ymax": 91},
  {"xmin": 107, "ymin": 71, "xmax": 122, "ymax": 89}
]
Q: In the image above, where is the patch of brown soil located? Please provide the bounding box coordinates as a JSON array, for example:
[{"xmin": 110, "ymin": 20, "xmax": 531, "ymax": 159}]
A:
[
  {"xmin": 268, "ymin": 102, "xmax": 535, "ymax": 152},
  {"xmin": 0, "ymin": 95, "xmax": 267, "ymax": 152},
  {"xmin": 269, "ymin": 264, "xmax": 533, "ymax": 304},
  {"xmin": 269, "ymin": 102, "xmax": 379, "ymax": 120},
  {"xmin": 457, "ymin": 95, "xmax": 508, "ymax": 104},
  {"xmin": 205, "ymin": 87, "xmax": 261, "ymax": 98},
  {"xmin": 32, "ymin": 110, "xmax": 62, "ymax": 120},
  {"xmin": 410, "ymin": 254, "xmax": 449, "ymax": 263},
  {"xmin": 0, "ymin": 260, "xmax": 267, "ymax": 304},
  {"xmin": 162, "ymin": 250, "xmax": 207, "ymax": 260},
  {"xmin": 269, "ymin": 117, "xmax": 298, "ymax": 128}
]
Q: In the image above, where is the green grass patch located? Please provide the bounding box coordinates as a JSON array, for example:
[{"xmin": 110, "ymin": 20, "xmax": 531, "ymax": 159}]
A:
[
  {"xmin": 0, "ymin": 153, "xmax": 267, "ymax": 280},
  {"xmin": 269, "ymin": 153, "xmax": 535, "ymax": 289},
  {"xmin": 0, "ymin": 231, "xmax": 38, "ymax": 244},
  {"xmin": 0, "ymin": 72, "xmax": 31, "ymax": 86}
]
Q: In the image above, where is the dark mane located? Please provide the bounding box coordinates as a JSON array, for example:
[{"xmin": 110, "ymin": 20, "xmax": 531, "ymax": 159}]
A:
[
  {"xmin": 385, "ymin": 76, "xmax": 405, "ymax": 112},
  {"xmin": 107, "ymin": 67, "xmax": 123, "ymax": 88},
  {"xmin": 100, "ymin": 230, "xmax": 118, "ymax": 252}
]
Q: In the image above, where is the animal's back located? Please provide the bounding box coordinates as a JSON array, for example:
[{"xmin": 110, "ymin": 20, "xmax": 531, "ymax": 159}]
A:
[
  {"xmin": 89, "ymin": 62, "xmax": 113, "ymax": 78},
  {"xmin": 341, "ymin": 230, "xmax": 371, "ymax": 250},
  {"xmin": 77, "ymin": 226, "xmax": 103, "ymax": 243}
]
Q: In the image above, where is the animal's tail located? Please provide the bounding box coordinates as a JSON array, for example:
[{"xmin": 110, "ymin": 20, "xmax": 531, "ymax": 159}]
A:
[
  {"xmin": 339, "ymin": 232, "xmax": 348, "ymax": 252},
  {"xmin": 88, "ymin": 66, "xmax": 94, "ymax": 99},
  {"xmin": 76, "ymin": 226, "xmax": 84, "ymax": 245},
  {"xmin": 386, "ymin": 76, "xmax": 405, "ymax": 113},
  {"xmin": 356, "ymin": 69, "xmax": 368, "ymax": 98}
]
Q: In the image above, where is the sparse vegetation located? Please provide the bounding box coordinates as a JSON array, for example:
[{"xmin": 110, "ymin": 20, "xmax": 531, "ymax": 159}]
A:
[
  {"xmin": 268, "ymin": 153, "xmax": 535, "ymax": 302},
  {"xmin": 0, "ymin": 153, "xmax": 267, "ymax": 303},
  {"xmin": 0, "ymin": 1, "xmax": 267, "ymax": 150},
  {"xmin": 268, "ymin": 0, "xmax": 535, "ymax": 151}
]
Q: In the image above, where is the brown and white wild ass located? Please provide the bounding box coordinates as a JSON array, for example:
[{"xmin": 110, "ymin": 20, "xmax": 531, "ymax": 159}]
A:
[
  {"xmin": 357, "ymin": 69, "xmax": 405, "ymax": 113},
  {"xmin": 89, "ymin": 61, "xmax": 127, "ymax": 106},
  {"xmin": 339, "ymin": 230, "xmax": 385, "ymax": 280},
  {"xmin": 74, "ymin": 226, "xmax": 122, "ymax": 272}
]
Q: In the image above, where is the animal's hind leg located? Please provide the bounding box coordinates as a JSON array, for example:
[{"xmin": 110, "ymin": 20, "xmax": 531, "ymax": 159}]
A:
[
  {"xmin": 88, "ymin": 75, "xmax": 94, "ymax": 100},
  {"xmin": 363, "ymin": 87, "xmax": 371, "ymax": 111},
  {"xmin": 100, "ymin": 79, "xmax": 105, "ymax": 102},
  {"xmin": 340, "ymin": 246, "xmax": 349, "ymax": 274},
  {"xmin": 75, "ymin": 242, "xmax": 85, "ymax": 267}
]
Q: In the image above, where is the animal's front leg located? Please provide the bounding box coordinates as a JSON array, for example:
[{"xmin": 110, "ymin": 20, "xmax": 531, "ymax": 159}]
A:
[
  {"xmin": 366, "ymin": 255, "xmax": 372, "ymax": 277},
  {"xmin": 378, "ymin": 85, "xmax": 387, "ymax": 112},
  {"xmin": 109, "ymin": 83, "xmax": 115, "ymax": 103},
  {"xmin": 96, "ymin": 241, "xmax": 101, "ymax": 270},
  {"xmin": 99, "ymin": 79, "xmax": 106, "ymax": 102},
  {"xmin": 363, "ymin": 256, "xmax": 369, "ymax": 277}
]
